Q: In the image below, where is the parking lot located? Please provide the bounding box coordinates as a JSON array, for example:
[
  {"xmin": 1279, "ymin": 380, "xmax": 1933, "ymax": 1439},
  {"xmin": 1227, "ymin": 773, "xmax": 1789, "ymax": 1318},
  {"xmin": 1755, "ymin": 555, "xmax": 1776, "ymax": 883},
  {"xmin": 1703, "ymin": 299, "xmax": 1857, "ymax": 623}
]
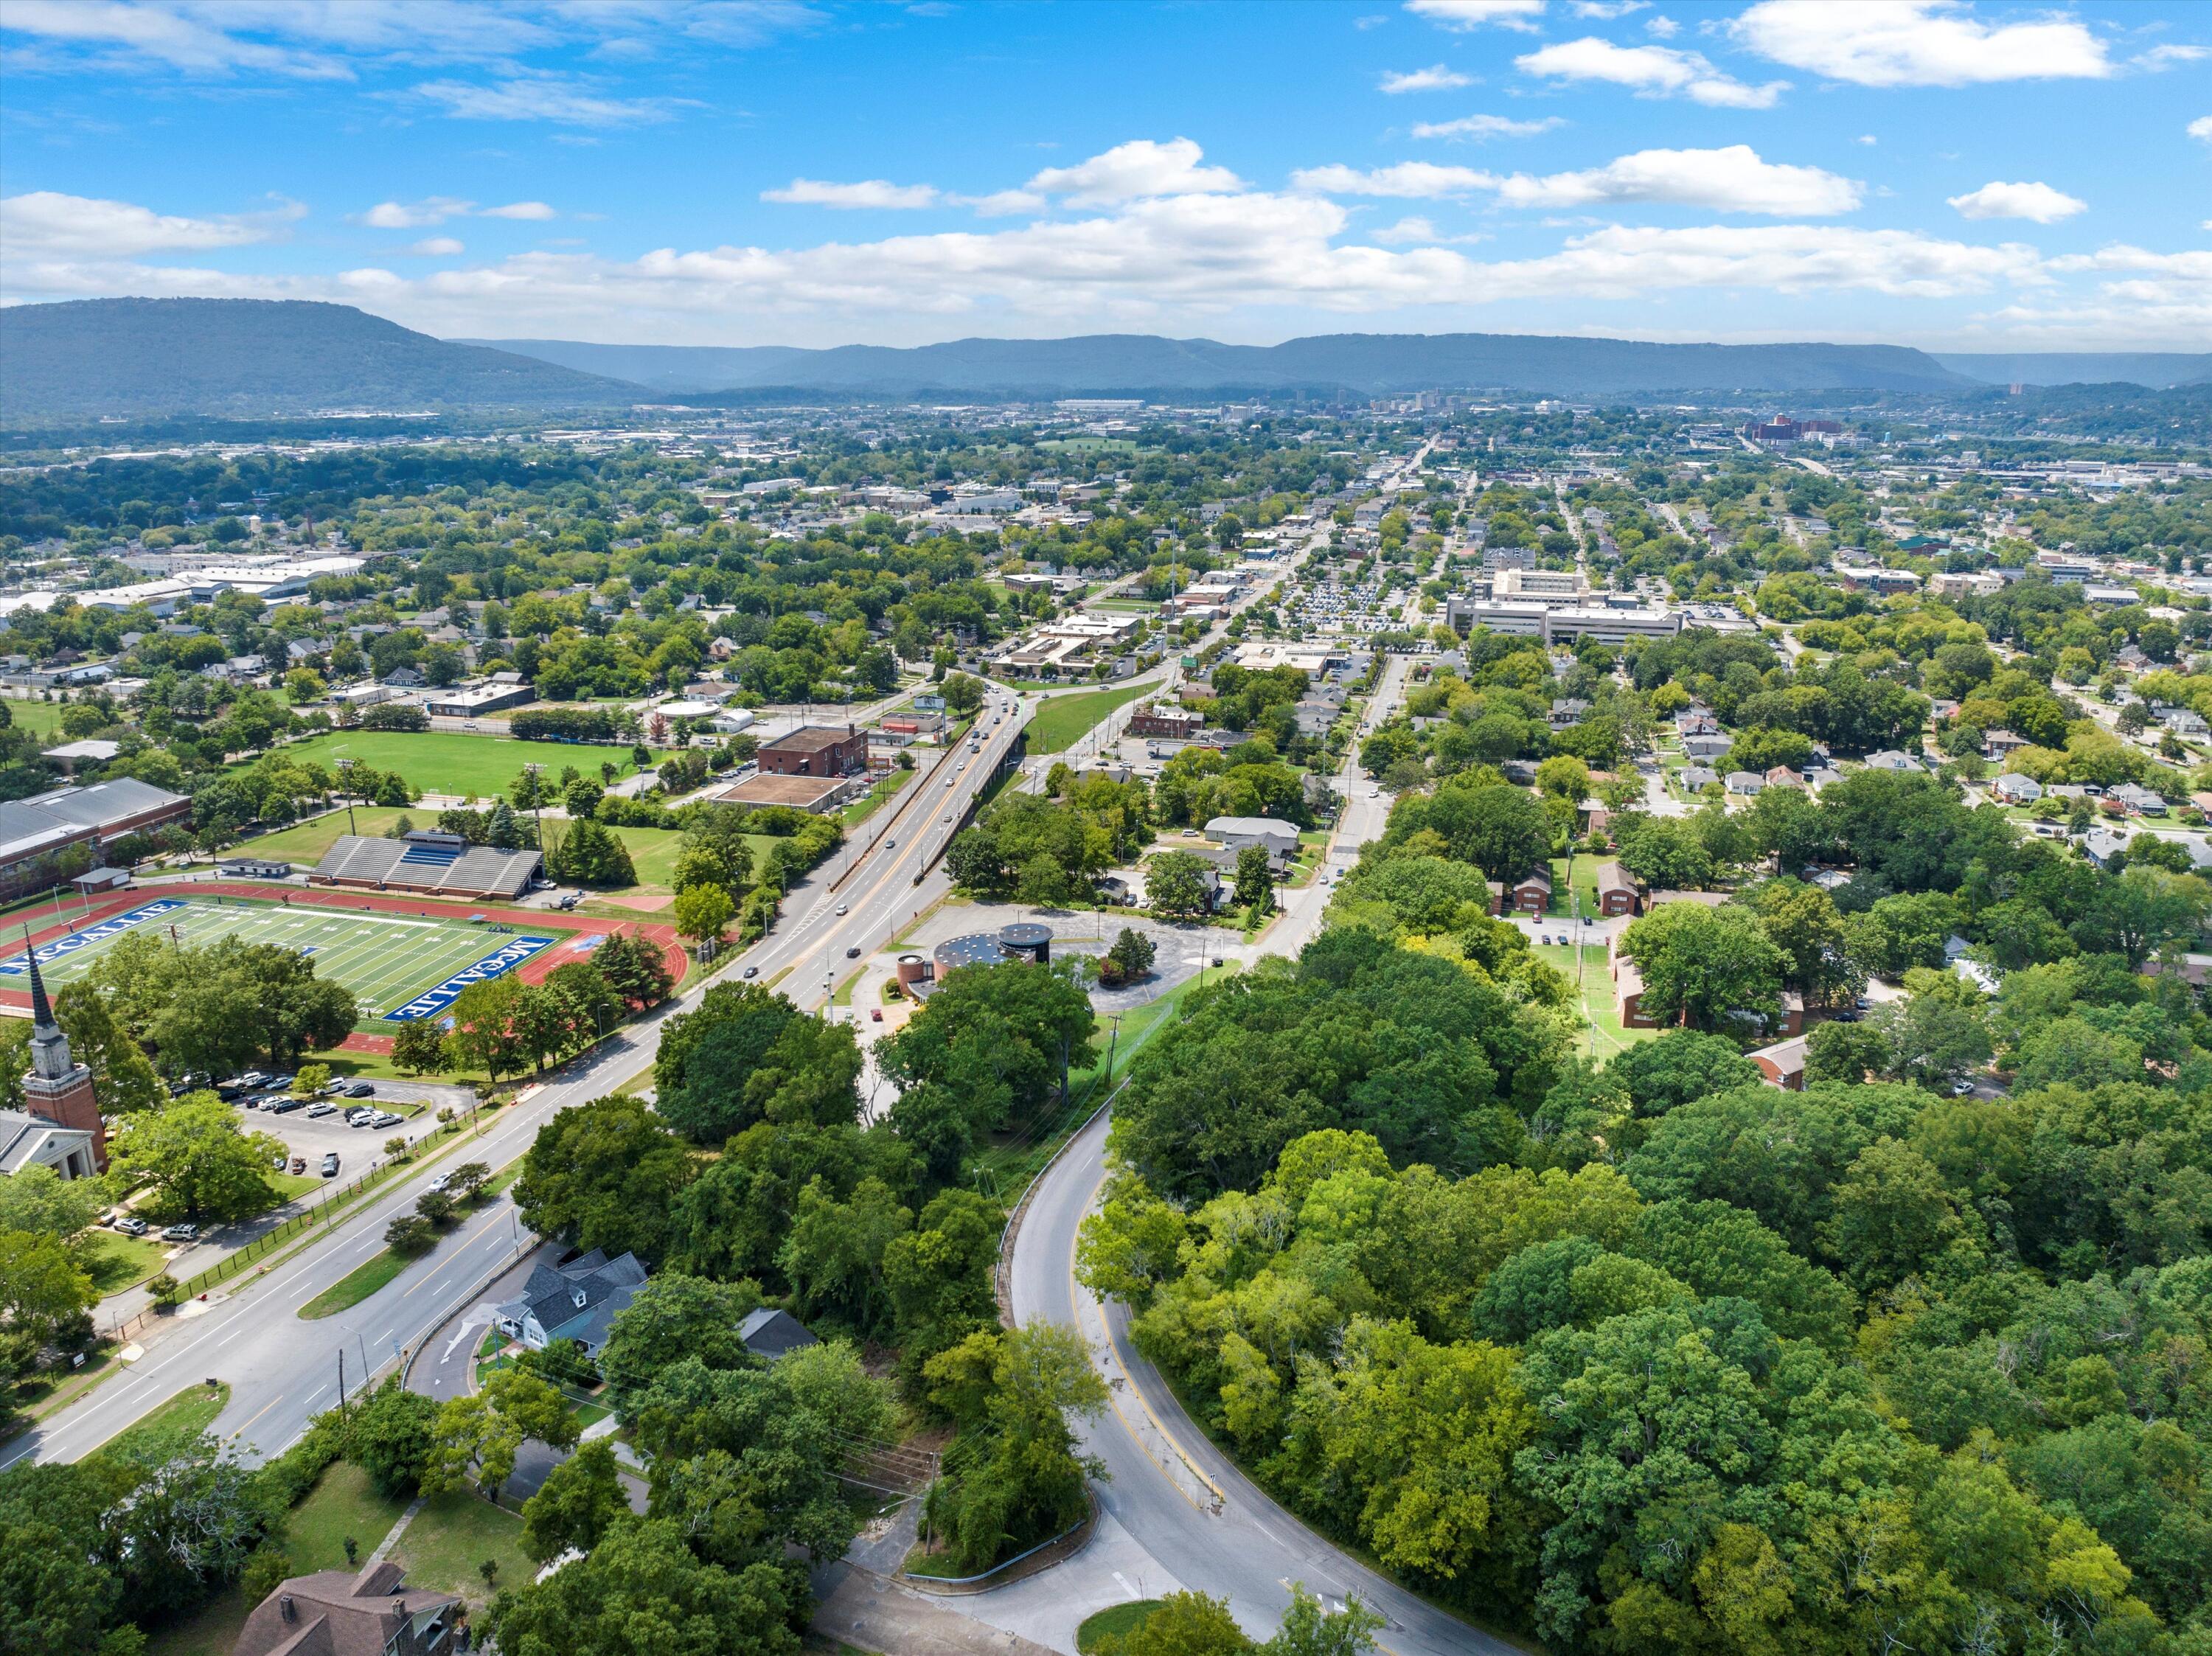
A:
[{"xmin": 226, "ymin": 1076, "xmax": 477, "ymax": 1179}]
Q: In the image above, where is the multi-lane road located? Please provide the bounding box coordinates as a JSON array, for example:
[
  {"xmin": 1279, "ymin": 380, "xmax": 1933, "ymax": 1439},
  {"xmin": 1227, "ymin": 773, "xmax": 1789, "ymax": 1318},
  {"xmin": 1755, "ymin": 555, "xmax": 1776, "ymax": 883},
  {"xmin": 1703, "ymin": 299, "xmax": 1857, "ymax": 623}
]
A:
[{"xmin": 7, "ymin": 690, "xmax": 1035, "ymax": 1471}]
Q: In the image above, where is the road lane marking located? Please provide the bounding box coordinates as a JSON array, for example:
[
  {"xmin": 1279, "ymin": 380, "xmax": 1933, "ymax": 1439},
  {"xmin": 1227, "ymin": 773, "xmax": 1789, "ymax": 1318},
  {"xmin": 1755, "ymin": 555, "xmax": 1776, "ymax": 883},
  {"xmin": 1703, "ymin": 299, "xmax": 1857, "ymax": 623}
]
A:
[{"xmin": 230, "ymin": 1394, "xmax": 284, "ymax": 1438}]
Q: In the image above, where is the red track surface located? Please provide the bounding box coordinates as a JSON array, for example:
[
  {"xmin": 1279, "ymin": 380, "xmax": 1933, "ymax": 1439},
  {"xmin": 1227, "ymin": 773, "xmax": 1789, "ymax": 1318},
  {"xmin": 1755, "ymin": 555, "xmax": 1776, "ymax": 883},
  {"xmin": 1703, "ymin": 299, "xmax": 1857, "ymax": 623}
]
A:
[{"xmin": 0, "ymin": 881, "xmax": 688, "ymax": 1034}]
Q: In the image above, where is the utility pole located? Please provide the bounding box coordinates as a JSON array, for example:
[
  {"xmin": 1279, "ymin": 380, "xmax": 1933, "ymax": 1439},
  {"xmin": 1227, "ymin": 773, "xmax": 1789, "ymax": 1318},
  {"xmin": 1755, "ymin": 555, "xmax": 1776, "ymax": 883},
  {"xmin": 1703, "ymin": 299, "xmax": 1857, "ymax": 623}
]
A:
[
  {"xmin": 336, "ymin": 758, "xmax": 358, "ymax": 837},
  {"xmin": 337, "ymin": 1348, "xmax": 346, "ymax": 1420}
]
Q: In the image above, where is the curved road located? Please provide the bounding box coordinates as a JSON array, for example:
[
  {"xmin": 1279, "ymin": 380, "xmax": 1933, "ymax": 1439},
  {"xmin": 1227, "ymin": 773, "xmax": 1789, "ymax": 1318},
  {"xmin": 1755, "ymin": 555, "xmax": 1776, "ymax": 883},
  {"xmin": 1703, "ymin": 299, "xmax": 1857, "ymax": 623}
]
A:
[{"xmin": 1001, "ymin": 652, "xmax": 1519, "ymax": 1652}]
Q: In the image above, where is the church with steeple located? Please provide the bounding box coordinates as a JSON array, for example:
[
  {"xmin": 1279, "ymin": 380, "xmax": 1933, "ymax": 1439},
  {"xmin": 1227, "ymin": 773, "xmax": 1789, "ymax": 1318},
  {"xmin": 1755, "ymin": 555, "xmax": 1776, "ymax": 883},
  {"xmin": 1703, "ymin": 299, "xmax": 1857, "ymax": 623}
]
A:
[{"xmin": 16, "ymin": 934, "xmax": 104, "ymax": 1172}]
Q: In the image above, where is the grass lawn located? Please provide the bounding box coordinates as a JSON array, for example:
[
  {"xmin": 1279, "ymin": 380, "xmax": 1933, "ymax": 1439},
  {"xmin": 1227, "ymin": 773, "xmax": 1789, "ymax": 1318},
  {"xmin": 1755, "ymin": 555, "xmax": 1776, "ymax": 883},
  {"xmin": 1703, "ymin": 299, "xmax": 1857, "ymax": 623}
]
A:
[
  {"xmin": 235, "ymin": 806, "xmax": 414, "ymax": 864},
  {"xmin": 299, "ymin": 1248, "xmax": 411, "ymax": 1319},
  {"xmin": 1, "ymin": 697, "xmax": 72, "ymax": 739},
  {"xmin": 143, "ymin": 1463, "xmax": 409, "ymax": 1656},
  {"xmin": 609, "ymin": 824, "xmax": 684, "ymax": 888},
  {"xmin": 1026, "ymin": 682, "xmax": 1152, "ymax": 755},
  {"xmin": 389, "ymin": 1490, "xmax": 531, "ymax": 1611},
  {"xmin": 1079, "ymin": 1601, "xmax": 1165, "ymax": 1654},
  {"xmin": 1535, "ymin": 942, "xmax": 1655, "ymax": 1062},
  {"xmin": 271, "ymin": 730, "xmax": 661, "ymax": 801},
  {"xmin": 286, "ymin": 1461, "xmax": 411, "ymax": 1572},
  {"xmin": 98, "ymin": 1380, "xmax": 230, "ymax": 1460},
  {"xmin": 78, "ymin": 1228, "xmax": 170, "ymax": 1295}
]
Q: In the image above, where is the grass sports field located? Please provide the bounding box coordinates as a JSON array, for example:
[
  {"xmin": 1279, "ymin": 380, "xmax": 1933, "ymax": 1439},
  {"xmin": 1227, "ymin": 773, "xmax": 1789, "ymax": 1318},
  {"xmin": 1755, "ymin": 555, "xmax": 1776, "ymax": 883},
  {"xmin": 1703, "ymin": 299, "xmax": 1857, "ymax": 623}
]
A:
[
  {"xmin": 1, "ymin": 896, "xmax": 562, "ymax": 1026},
  {"xmin": 274, "ymin": 730, "xmax": 657, "ymax": 799}
]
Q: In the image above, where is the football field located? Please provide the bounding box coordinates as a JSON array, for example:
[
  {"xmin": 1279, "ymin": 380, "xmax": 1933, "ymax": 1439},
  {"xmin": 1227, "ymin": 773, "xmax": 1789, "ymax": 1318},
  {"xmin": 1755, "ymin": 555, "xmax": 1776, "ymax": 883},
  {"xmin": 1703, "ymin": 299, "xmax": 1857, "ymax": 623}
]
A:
[{"xmin": 0, "ymin": 897, "xmax": 563, "ymax": 1024}]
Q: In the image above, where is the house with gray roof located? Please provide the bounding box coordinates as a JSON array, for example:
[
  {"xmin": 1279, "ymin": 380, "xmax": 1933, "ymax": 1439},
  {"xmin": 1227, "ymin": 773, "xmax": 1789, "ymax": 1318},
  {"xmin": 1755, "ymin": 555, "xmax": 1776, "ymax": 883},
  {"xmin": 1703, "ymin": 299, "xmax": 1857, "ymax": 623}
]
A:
[
  {"xmin": 494, "ymin": 1248, "xmax": 649, "ymax": 1358},
  {"xmin": 739, "ymin": 1307, "xmax": 819, "ymax": 1363}
]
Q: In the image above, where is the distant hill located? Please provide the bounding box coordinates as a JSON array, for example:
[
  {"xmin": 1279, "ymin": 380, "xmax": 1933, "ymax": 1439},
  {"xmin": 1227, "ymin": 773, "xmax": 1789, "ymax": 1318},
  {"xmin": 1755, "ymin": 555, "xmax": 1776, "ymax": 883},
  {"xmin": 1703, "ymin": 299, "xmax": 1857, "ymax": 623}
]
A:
[
  {"xmin": 1, "ymin": 299, "xmax": 643, "ymax": 421},
  {"xmin": 469, "ymin": 330, "xmax": 1973, "ymax": 400},
  {"xmin": 1933, "ymin": 352, "xmax": 2212, "ymax": 389}
]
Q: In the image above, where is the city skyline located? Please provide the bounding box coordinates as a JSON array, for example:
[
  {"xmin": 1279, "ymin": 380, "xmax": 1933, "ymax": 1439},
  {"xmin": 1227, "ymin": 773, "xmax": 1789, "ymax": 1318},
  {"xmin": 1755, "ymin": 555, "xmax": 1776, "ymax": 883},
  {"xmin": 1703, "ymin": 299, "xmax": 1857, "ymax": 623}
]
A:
[{"xmin": 1, "ymin": 0, "xmax": 2207, "ymax": 350}]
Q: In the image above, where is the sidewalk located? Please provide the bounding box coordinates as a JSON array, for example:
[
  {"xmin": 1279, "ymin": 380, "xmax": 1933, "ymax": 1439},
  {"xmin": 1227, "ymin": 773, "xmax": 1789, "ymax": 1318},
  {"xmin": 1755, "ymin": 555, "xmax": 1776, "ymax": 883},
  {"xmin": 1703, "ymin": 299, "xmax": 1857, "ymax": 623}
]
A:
[{"xmin": 813, "ymin": 1564, "xmax": 1067, "ymax": 1656}]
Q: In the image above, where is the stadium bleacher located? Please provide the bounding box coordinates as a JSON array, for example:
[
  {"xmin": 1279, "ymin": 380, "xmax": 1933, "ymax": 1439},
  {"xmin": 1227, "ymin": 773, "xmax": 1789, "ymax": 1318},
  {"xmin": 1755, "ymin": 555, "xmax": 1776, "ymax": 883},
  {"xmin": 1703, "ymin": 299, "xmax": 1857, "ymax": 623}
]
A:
[{"xmin": 310, "ymin": 829, "xmax": 540, "ymax": 900}]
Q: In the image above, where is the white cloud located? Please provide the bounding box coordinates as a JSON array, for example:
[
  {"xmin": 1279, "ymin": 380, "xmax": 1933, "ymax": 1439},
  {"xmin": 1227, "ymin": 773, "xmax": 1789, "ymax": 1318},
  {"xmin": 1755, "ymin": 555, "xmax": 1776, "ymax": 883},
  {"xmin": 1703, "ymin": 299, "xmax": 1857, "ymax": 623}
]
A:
[
  {"xmin": 0, "ymin": 189, "xmax": 300, "ymax": 256},
  {"xmin": 1406, "ymin": 0, "xmax": 1546, "ymax": 31},
  {"xmin": 1731, "ymin": 0, "xmax": 2114, "ymax": 88},
  {"xmin": 762, "ymin": 178, "xmax": 942, "ymax": 209},
  {"xmin": 359, "ymin": 197, "xmax": 473, "ymax": 228},
  {"xmin": 358, "ymin": 198, "xmax": 558, "ymax": 227},
  {"xmin": 1380, "ymin": 64, "xmax": 1472, "ymax": 92},
  {"xmin": 1025, "ymin": 138, "xmax": 1243, "ymax": 204},
  {"xmin": 408, "ymin": 76, "xmax": 689, "ymax": 127},
  {"xmin": 1517, "ymin": 38, "xmax": 1787, "ymax": 108},
  {"xmin": 0, "ymin": 1, "xmax": 821, "ymax": 81},
  {"xmin": 1644, "ymin": 13, "xmax": 1677, "ymax": 36},
  {"xmin": 1411, "ymin": 112, "xmax": 1564, "ymax": 139},
  {"xmin": 0, "ymin": 205, "xmax": 2070, "ymax": 345},
  {"xmin": 1947, "ymin": 180, "xmax": 2087, "ymax": 225},
  {"xmin": 954, "ymin": 189, "xmax": 1048, "ymax": 217},
  {"xmin": 1301, "ymin": 145, "xmax": 1858, "ymax": 215},
  {"xmin": 1371, "ymin": 215, "xmax": 1443, "ymax": 243},
  {"xmin": 1293, "ymin": 162, "xmax": 1498, "ymax": 198},
  {"xmin": 2191, "ymin": 116, "xmax": 2212, "ymax": 142},
  {"xmin": 1498, "ymin": 145, "xmax": 1861, "ymax": 215},
  {"xmin": 405, "ymin": 237, "xmax": 465, "ymax": 256},
  {"xmin": 2136, "ymin": 44, "xmax": 2208, "ymax": 71},
  {"xmin": 1571, "ymin": 1, "xmax": 1646, "ymax": 15},
  {"xmin": 1857, "ymin": 134, "xmax": 1878, "ymax": 145}
]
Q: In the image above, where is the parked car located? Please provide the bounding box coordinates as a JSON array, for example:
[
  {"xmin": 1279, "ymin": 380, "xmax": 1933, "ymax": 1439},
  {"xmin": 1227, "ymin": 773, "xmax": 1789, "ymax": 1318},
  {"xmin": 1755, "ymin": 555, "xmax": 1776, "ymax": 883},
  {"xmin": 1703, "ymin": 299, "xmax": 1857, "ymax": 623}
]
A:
[
  {"xmin": 113, "ymin": 1214, "xmax": 149, "ymax": 1236},
  {"xmin": 344, "ymin": 1082, "xmax": 376, "ymax": 1098},
  {"xmin": 321, "ymin": 1079, "xmax": 349, "ymax": 1095},
  {"xmin": 305, "ymin": 1102, "xmax": 336, "ymax": 1119},
  {"xmin": 234, "ymin": 1072, "xmax": 268, "ymax": 1090},
  {"xmin": 264, "ymin": 1074, "xmax": 294, "ymax": 1091},
  {"xmin": 369, "ymin": 1111, "xmax": 403, "ymax": 1130},
  {"xmin": 321, "ymin": 1153, "xmax": 341, "ymax": 1177},
  {"xmin": 291, "ymin": 1157, "xmax": 307, "ymax": 1175},
  {"xmin": 161, "ymin": 1222, "xmax": 198, "ymax": 1242},
  {"xmin": 265, "ymin": 1096, "xmax": 305, "ymax": 1113},
  {"xmin": 345, "ymin": 1108, "xmax": 377, "ymax": 1127},
  {"xmin": 870, "ymin": 1008, "xmax": 883, "ymax": 1022}
]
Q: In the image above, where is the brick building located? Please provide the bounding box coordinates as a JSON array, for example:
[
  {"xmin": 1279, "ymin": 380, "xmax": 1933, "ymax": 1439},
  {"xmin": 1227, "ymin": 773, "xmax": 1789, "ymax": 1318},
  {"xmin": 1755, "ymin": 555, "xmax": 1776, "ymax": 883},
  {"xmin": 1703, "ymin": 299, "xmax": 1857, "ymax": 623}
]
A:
[{"xmin": 758, "ymin": 724, "xmax": 866, "ymax": 778}]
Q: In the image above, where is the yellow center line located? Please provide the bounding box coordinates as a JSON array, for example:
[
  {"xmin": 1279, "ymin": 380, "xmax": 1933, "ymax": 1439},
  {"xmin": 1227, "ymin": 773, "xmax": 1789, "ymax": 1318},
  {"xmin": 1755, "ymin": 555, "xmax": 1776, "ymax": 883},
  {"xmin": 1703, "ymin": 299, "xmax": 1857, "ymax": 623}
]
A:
[
  {"xmin": 228, "ymin": 1392, "xmax": 283, "ymax": 1440},
  {"xmin": 1068, "ymin": 1160, "xmax": 1225, "ymax": 1509}
]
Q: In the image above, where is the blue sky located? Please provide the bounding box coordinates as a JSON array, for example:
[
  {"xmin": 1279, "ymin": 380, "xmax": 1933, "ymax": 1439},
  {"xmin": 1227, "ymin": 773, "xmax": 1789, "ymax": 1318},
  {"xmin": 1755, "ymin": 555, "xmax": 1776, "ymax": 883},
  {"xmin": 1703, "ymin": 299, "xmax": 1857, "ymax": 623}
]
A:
[{"xmin": 1, "ymin": 1, "xmax": 2206, "ymax": 351}]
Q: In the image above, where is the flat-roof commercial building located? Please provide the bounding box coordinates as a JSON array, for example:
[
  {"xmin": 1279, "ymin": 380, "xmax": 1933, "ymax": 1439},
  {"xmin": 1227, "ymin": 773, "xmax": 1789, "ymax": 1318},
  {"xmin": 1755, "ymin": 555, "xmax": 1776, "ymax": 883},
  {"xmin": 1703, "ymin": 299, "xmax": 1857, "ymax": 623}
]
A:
[
  {"xmin": 0, "ymin": 778, "xmax": 192, "ymax": 900},
  {"xmin": 424, "ymin": 683, "xmax": 535, "ymax": 717},
  {"xmin": 711, "ymin": 771, "xmax": 857, "ymax": 813},
  {"xmin": 1447, "ymin": 596, "xmax": 1682, "ymax": 646}
]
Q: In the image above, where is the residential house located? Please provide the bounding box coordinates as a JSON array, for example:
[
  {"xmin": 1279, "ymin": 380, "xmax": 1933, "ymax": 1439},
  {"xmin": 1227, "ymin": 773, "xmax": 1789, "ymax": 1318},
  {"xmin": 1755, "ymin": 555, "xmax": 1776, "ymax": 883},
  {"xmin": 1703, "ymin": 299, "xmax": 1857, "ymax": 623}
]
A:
[
  {"xmin": 1762, "ymin": 765, "xmax": 1805, "ymax": 790},
  {"xmin": 1509, "ymin": 868, "xmax": 1552, "ymax": 916},
  {"xmin": 1991, "ymin": 772, "xmax": 2043, "ymax": 804},
  {"xmin": 1863, "ymin": 751, "xmax": 1921, "ymax": 772},
  {"xmin": 493, "ymin": 1249, "xmax": 650, "ymax": 1359},
  {"xmin": 1593, "ymin": 860, "xmax": 1638, "ymax": 916},
  {"xmin": 1749, "ymin": 1035, "xmax": 1808, "ymax": 1090},
  {"xmin": 739, "ymin": 1307, "xmax": 819, "ymax": 1362},
  {"xmin": 1680, "ymin": 734, "xmax": 1732, "ymax": 762},
  {"xmin": 2112, "ymin": 783, "xmax": 2169, "ymax": 816},
  {"xmin": 1725, "ymin": 770, "xmax": 1764, "ymax": 796},
  {"xmin": 232, "ymin": 1561, "xmax": 459, "ymax": 1656},
  {"xmin": 1681, "ymin": 766, "xmax": 1720, "ymax": 792}
]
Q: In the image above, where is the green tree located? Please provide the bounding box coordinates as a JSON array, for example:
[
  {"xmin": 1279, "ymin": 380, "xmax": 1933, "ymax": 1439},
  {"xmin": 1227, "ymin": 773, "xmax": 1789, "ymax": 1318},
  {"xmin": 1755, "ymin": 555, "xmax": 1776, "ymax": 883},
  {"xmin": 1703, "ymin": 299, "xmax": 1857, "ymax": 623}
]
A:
[
  {"xmin": 1148, "ymin": 851, "xmax": 1214, "ymax": 918},
  {"xmin": 1234, "ymin": 843, "xmax": 1273, "ymax": 913},
  {"xmin": 445, "ymin": 975, "xmax": 529, "ymax": 1082},
  {"xmin": 52, "ymin": 984, "xmax": 162, "ymax": 1116},
  {"xmin": 0, "ymin": 1164, "xmax": 102, "ymax": 1242},
  {"xmin": 674, "ymin": 882, "xmax": 736, "ymax": 947},
  {"xmin": 597, "ymin": 1273, "xmax": 764, "ymax": 1420},
  {"xmin": 0, "ymin": 1230, "xmax": 97, "ymax": 1377},
  {"xmin": 344, "ymin": 1377, "xmax": 439, "ymax": 1497},
  {"xmin": 519, "ymin": 1440, "xmax": 630, "ymax": 1565},
  {"xmin": 485, "ymin": 1517, "xmax": 804, "ymax": 1656},
  {"xmin": 1105, "ymin": 926, "xmax": 1158, "ymax": 984},
  {"xmin": 389, "ymin": 1017, "xmax": 447, "ymax": 1076},
  {"xmin": 422, "ymin": 1368, "xmax": 580, "ymax": 1501},
  {"xmin": 106, "ymin": 1094, "xmax": 281, "ymax": 1222},
  {"xmin": 921, "ymin": 1323, "xmax": 1107, "ymax": 1573},
  {"xmin": 1618, "ymin": 902, "xmax": 1786, "ymax": 1035},
  {"xmin": 515, "ymin": 1095, "xmax": 697, "ymax": 1264},
  {"xmin": 941, "ymin": 672, "xmax": 985, "ymax": 716}
]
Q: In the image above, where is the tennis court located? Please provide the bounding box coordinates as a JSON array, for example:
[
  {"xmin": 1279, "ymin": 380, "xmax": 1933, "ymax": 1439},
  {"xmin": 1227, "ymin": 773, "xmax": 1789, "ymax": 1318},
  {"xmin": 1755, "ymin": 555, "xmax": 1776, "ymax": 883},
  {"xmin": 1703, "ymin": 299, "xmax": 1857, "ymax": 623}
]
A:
[{"xmin": 0, "ymin": 897, "xmax": 560, "ymax": 1024}]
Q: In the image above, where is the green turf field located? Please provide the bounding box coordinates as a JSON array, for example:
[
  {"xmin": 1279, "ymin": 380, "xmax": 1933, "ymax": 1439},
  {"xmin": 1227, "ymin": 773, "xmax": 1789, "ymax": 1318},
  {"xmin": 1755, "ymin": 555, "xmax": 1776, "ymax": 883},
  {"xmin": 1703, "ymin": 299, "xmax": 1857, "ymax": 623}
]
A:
[
  {"xmin": 271, "ymin": 730, "xmax": 655, "ymax": 800},
  {"xmin": 10, "ymin": 897, "xmax": 564, "ymax": 1023}
]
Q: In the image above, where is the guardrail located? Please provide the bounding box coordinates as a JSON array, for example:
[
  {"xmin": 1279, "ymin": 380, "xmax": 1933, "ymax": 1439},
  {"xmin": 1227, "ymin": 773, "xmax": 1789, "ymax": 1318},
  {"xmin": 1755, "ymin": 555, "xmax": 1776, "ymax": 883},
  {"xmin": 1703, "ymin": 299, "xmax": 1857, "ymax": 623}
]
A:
[{"xmin": 993, "ymin": 1076, "xmax": 1124, "ymax": 1326}]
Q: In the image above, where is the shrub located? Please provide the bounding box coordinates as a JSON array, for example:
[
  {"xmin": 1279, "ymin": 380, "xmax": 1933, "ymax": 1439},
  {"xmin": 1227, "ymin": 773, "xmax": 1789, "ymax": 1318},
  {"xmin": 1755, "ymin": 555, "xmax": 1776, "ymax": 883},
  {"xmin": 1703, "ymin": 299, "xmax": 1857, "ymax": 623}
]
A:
[{"xmin": 384, "ymin": 1216, "xmax": 437, "ymax": 1258}]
